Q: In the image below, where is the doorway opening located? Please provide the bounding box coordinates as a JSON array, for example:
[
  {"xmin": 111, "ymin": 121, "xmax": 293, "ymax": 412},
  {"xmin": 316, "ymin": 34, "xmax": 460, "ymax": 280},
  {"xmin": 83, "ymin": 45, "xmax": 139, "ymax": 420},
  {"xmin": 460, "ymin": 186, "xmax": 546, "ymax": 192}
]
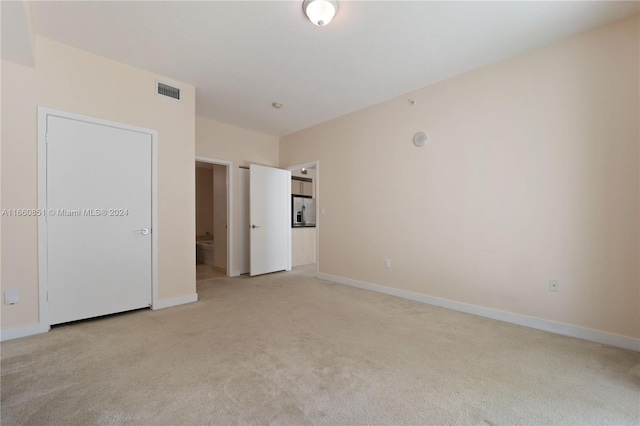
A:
[
  {"xmin": 286, "ymin": 161, "xmax": 319, "ymax": 275},
  {"xmin": 195, "ymin": 158, "xmax": 231, "ymax": 281}
]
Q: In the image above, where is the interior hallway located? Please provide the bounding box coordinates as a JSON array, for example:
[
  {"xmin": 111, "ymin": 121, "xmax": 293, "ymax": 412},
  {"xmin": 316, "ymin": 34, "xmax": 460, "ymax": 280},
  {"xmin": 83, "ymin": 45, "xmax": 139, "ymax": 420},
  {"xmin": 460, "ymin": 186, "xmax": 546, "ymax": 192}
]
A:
[{"xmin": 2, "ymin": 266, "xmax": 638, "ymax": 425}]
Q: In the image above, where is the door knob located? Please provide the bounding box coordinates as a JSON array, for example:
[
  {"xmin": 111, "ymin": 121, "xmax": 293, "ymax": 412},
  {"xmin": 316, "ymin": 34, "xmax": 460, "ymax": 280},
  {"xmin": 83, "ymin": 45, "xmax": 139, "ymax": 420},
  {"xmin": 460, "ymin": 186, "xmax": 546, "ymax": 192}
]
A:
[
  {"xmin": 136, "ymin": 228, "xmax": 150, "ymax": 235},
  {"xmin": 251, "ymin": 225, "xmax": 260, "ymax": 229}
]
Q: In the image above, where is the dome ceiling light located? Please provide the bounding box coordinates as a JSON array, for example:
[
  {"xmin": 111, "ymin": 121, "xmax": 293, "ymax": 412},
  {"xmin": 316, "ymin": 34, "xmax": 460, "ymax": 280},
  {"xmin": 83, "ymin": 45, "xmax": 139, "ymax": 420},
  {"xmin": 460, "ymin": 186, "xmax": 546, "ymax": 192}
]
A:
[{"xmin": 303, "ymin": 0, "xmax": 339, "ymax": 27}]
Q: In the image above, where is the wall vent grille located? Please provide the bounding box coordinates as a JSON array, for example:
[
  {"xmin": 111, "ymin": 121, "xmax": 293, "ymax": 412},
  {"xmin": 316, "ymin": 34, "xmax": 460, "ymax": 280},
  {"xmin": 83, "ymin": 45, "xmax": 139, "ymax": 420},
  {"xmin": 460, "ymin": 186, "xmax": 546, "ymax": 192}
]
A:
[{"xmin": 156, "ymin": 81, "xmax": 180, "ymax": 100}]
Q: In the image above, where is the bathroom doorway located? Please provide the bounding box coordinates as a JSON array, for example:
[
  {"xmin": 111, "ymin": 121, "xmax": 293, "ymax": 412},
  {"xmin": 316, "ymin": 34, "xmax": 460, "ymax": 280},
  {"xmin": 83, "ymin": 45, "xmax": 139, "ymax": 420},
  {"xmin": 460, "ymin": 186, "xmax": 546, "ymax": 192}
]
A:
[{"xmin": 195, "ymin": 158, "xmax": 230, "ymax": 281}]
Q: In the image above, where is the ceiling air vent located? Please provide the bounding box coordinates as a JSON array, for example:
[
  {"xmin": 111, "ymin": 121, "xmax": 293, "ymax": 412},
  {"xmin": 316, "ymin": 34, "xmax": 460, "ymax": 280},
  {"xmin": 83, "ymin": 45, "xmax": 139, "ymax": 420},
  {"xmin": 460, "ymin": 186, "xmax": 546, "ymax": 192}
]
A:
[{"xmin": 156, "ymin": 81, "xmax": 181, "ymax": 100}]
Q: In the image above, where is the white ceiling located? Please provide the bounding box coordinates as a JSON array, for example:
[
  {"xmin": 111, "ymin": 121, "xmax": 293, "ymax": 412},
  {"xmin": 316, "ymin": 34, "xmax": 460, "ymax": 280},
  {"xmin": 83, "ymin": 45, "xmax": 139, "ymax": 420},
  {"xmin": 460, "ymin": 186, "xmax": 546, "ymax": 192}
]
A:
[{"xmin": 24, "ymin": 1, "xmax": 640, "ymax": 136}]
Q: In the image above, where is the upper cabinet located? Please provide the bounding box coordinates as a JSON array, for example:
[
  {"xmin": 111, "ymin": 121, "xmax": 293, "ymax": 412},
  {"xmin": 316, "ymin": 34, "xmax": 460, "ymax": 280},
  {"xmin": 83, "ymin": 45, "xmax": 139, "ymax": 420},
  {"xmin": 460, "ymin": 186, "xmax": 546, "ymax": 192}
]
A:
[
  {"xmin": 301, "ymin": 181, "xmax": 313, "ymax": 197},
  {"xmin": 292, "ymin": 178, "xmax": 313, "ymax": 197}
]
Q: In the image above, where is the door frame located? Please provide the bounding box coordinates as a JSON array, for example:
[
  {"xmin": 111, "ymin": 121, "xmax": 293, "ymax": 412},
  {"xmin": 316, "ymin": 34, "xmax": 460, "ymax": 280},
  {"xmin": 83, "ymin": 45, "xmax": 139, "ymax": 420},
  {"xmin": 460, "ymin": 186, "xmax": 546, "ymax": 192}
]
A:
[
  {"xmin": 285, "ymin": 160, "xmax": 320, "ymax": 276},
  {"xmin": 195, "ymin": 156, "xmax": 233, "ymax": 276},
  {"xmin": 37, "ymin": 107, "xmax": 159, "ymax": 330}
]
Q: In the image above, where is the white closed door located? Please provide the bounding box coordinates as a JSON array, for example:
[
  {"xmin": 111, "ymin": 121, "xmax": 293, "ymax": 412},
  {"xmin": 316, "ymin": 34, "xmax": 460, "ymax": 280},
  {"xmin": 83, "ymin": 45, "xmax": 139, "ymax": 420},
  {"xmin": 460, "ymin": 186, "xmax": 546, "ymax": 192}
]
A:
[
  {"xmin": 46, "ymin": 115, "xmax": 152, "ymax": 325},
  {"xmin": 249, "ymin": 164, "xmax": 291, "ymax": 276}
]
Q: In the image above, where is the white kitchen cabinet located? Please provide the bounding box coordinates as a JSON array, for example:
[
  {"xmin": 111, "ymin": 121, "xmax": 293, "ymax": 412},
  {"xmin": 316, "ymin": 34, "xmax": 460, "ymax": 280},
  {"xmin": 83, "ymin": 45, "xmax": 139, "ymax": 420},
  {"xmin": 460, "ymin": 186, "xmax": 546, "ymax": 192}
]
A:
[
  {"xmin": 292, "ymin": 227, "xmax": 316, "ymax": 266},
  {"xmin": 291, "ymin": 178, "xmax": 313, "ymax": 197},
  {"xmin": 301, "ymin": 181, "xmax": 313, "ymax": 196}
]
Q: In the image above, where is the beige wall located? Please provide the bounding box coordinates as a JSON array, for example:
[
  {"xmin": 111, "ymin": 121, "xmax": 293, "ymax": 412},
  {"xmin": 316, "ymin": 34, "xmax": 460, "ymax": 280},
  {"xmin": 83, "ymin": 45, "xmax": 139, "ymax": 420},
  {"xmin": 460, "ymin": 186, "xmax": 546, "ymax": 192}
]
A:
[
  {"xmin": 195, "ymin": 116, "xmax": 279, "ymax": 275},
  {"xmin": 280, "ymin": 16, "xmax": 640, "ymax": 339},
  {"xmin": 1, "ymin": 37, "xmax": 196, "ymax": 330},
  {"xmin": 195, "ymin": 167, "xmax": 214, "ymax": 237}
]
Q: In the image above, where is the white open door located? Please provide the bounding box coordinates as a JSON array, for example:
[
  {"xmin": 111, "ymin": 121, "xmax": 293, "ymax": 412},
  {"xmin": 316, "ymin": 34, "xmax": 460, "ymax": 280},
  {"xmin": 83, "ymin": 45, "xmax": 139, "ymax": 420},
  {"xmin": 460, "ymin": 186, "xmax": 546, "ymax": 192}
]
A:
[
  {"xmin": 46, "ymin": 114, "xmax": 153, "ymax": 325},
  {"xmin": 238, "ymin": 167, "xmax": 250, "ymax": 275},
  {"xmin": 249, "ymin": 164, "xmax": 291, "ymax": 276}
]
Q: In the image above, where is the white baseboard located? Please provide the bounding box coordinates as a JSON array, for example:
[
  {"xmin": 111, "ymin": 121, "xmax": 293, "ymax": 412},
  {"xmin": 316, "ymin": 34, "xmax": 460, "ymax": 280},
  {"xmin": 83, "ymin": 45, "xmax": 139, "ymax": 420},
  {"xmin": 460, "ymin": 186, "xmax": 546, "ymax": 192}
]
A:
[
  {"xmin": 317, "ymin": 273, "xmax": 640, "ymax": 352},
  {"xmin": 1, "ymin": 294, "xmax": 199, "ymax": 341},
  {"xmin": 1, "ymin": 322, "xmax": 50, "ymax": 342},
  {"xmin": 153, "ymin": 293, "xmax": 198, "ymax": 310}
]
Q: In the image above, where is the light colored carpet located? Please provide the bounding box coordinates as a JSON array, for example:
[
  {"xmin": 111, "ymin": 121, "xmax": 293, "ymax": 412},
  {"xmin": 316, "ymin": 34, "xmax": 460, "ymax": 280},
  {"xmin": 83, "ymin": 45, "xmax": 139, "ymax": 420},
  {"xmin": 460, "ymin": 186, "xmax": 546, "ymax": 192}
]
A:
[{"xmin": 1, "ymin": 266, "xmax": 639, "ymax": 425}]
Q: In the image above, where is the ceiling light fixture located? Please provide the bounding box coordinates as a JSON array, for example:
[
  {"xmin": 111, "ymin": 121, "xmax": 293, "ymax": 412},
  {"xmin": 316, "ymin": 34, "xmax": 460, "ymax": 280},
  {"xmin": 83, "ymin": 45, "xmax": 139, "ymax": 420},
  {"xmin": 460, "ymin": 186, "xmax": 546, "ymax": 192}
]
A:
[
  {"xmin": 303, "ymin": 0, "xmax": 338, "ymax": 27},
  {"xmin": 272, "ymin": 102, "xmax": 283, "ymax": 109}
]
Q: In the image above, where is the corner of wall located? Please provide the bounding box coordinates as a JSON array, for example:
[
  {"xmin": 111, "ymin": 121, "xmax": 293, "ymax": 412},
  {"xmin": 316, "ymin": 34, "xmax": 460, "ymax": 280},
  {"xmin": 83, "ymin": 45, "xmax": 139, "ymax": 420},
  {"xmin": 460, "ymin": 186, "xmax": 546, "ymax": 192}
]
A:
[{"xmin": 1, "ymin": 1, "xmax": 36, "ymax": 68}]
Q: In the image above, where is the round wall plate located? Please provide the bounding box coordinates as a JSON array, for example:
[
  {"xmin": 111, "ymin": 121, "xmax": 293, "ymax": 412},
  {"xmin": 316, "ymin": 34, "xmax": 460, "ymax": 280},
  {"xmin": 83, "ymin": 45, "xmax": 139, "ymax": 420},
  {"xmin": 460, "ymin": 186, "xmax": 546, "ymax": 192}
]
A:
[{"xmin": 413, "ymin": 131, "xmax": 427, "ymax": 147}]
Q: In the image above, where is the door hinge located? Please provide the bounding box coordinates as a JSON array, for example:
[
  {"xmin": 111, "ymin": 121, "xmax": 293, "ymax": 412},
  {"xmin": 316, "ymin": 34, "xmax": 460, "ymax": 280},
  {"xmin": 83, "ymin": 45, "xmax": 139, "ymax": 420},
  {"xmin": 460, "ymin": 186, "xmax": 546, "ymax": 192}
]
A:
[
  {"xmin": 45, "ymin": 133, "xmax": 48, "ymax": 144},
  {"xmin": 46, "ymin": 291, "xmax": 49, "ymax": 301}
]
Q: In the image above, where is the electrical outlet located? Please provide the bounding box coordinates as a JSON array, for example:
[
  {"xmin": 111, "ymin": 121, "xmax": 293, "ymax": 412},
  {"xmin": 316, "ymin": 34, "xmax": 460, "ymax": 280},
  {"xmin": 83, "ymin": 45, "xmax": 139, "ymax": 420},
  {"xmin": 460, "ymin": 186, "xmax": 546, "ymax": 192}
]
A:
[
  {"xmin": 4, "ymin": 290, "xmax": 20, "ymax": 305},
  {"xmin": 384, "ymin": 259, "xmax": 391, "ymax": 269},
  {"xmin": 549, "ymin": 279, "xmax": 559, "ymax": 292}
]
